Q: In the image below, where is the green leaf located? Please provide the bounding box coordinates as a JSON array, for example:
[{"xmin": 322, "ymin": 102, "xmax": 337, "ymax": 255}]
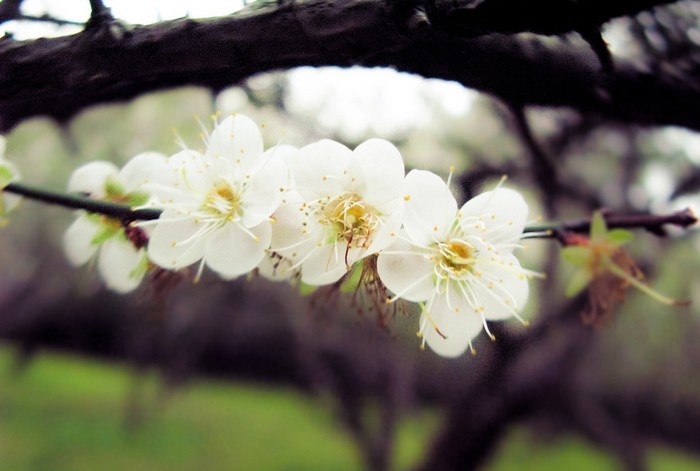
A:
[
  {"xmin": 298, "ymin": 282, "xmax": 317, "ymax": 296},
  {"xmin": 129, "ymin": 254, "xmax": 149, "ymax": 280},
  {"xmin": 607, "ymin": 229, "xmax": 633, "ymax": 247},
  {"xmin": 590, "ymin": 211, "xmax": 608, "ymax": 240},
  {"xmin": 340, "ymin": 263, "xmax": 363, "ymax": 293},
  {"xmin": 91, "ymin": 223, "xmax": 120, "ymax": 245},
  {"xmin": 104, "ymin": 176, "xmax": 125, "ymax": 199},
  {"xmin": 126, "ymin": 191, "xmax": 149, "ymax": 207},
  {"xmin": 0, "ymin": 165, "xmax": 12, "ymax": 190},
  {"xmin": 561, "ymin": 246, "xmax": 590, "ymax": 267},
  {"xmin": 565, "ymin": 269, "xmax": 592, "ymax": 297}
]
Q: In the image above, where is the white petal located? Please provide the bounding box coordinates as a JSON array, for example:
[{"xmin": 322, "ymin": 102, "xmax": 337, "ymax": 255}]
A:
[
  {"xmin": 240, "ymin": 156, "xmax": 288, "ymax": 228},
  {"xmin": 300, "ymin": 241, "xmax": 350, "ymax": 286},
  {"xmin": 169, "ymin": 149, "xmax": 213, "ymax": 196},
  {"xmin": 473, "ymin": 252, "xmax": 530, "ymax": 321},
  {"xmin": 293, "ymin": 140, "xmax": 353, "ymax": 200},
  {"xmin": 354, "ymin": 139, "xmax": 405, "ymax": 213},
  {"xmin": 257, "ymin": 253, "xmax": 297, "ymax": 282},
  {"xmin": 67, "ymin": 161, "xmax": 119, "ymax": 197},
  {"xmin": 459, "ymin": 188, "xmax": 528, "ymax": 247},
  {"xmin": 402, "ymin": 170, "xmax": 458, "ymax": 247},
  {"xmin": 422, "ymin": 292, "xmax": 483, "ymax": 358},
  {"xmin": 205, "ymin": 115, "xmax": 264, "ymax": 171},
  {"xmin": 119, "ymin": 152, "xmax": 170, "ymax": 192},
  {"xmin": 3, "ymin": 193, "xmax": 21, "ymax": 212},
  {"xmin": 366, "ymin": 207, "xmax": 403, "ymax": 254},
  {"xmin": 98, "ymin": 238, "xmax": 145, "ymax": 293},
  {"xmin": 63, "ymin": 215, "xmax": 100, "ymax": 266},
  {"xmin": 204, "ymin": 221, "xmax": 272, "ymax": 279},
  {"xmin": 264, "ymin": 144, "xmax": 299, "ymax": 176},
  {"xmin": 377, "ymin": 238, "xmax": 435, "ymax": 302},
  {"xmin": 147, "ymin": 210, "xmax": 207, "ymax": 269}
]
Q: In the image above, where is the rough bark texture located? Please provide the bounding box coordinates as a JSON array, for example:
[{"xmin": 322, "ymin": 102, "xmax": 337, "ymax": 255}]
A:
[{"xmin": 0, "ymin": 0, "xmax": 696, "ymax": 132}]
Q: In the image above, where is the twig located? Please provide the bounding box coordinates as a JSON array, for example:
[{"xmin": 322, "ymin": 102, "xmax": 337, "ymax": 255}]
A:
[
  {"xmin": 4, "ymin": 182, "xmax": 697, "ymax": 238},
  {"xmin": 524, "ymin": 208, "xmax": 698, "ymax": 242},
  {"xmin": 86, "ymin": 0, "xmax": 114, "ymax": 30},
  {"xmin": 88, "ymin": 0, "xmax": 109, "ymax": 17},
  {"xmin": 12, "ymin": 14, "xmax": 84, "ymax": 26},
  {"xmin": 3, "ymin": 181, "xmax": 162, "ymax": 223},
  {"xmin": 0, "ymin": 0, "xmax": 83, "ymax": 26}
]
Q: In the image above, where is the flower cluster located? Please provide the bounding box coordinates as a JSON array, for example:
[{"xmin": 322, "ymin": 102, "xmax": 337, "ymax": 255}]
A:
[{"xmin": 61, "ymin": 114, "xmax": 533, "ymax": 356}]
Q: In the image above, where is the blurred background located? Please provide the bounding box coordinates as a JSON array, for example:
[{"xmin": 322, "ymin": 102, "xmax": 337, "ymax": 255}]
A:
[{"xmin": 1, "ymin": 1, "xmax": 700, "ymax": 470}]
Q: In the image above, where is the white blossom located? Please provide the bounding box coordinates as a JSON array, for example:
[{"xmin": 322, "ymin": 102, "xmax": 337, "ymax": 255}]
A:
[
  {"xmin": 377, "ymin": 170, "xmax": 531, "ymax": 357},
  {"xmin": 269, "ymin": 138, "xmax": 405, "ymax": 285},
  {"xmin": 63, "ymin": 152, "xmax": 167, "ymax": 293},
  {"xmin": 146, "ymin": 114, "xmax": 288, "ymax": 280}
]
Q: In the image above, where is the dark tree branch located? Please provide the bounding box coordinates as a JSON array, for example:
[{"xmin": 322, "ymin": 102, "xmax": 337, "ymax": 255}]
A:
[
  {"xmin": 4, "ymin": 182, "xmax": 695, "ymax": 238},
  {"xmin": 0, "ymin": 0, "xmax": 696, "ymax": 132},
  {"xmin": 524, "ymin": 207, "xmax": 698, "ymax": 240},
  {"xmin": 3, "ymin": 181, "xmax": 162, "ymax": 222},
  {"xmin": 431, "ymin": 0, "xmax": 680, "ymax": 37},
  {"xmin": 0, "ymin": 0, "xmax": 21, "ymax": 24}
]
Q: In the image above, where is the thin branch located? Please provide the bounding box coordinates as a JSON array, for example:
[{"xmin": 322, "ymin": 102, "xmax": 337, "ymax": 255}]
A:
[
  {"xmin": 0, "ymin": 0, "xmax": 83, "ymax": 26},
  {"xmin": 89, "ymin": 0, "xmax": 106, "ymax": 14},
  {"xmin": 3, "ymin": 182, "xmax": 162, "ymax": 222},
  {"xmin": 524, "ymin": 208, "xmax": 698, "ymax": 241},
  {"xmin": 11, "ymin": 14, "xmax": 84, "ymax": 26}
]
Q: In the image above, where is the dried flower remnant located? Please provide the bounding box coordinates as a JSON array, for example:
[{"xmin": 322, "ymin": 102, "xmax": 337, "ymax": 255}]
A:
[{"xmin": 561, "ymin": 211, "xmax": 690, "ymax": 325}]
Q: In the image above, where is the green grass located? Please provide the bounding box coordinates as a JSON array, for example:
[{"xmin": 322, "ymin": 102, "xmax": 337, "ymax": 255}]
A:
[
  {"xmin": 0, "ymin": 347, "xmax": 365, "ymax": 471},
  {"xmin": 488, "ymin": 427, "xmax": 700, "ymax": 471},
  {"xmin": 1, "ymin": 346, "xmax": 698, "ymax": 471},
  {"xmin": 0, "ymin": 346, "xmax": 440, "ymax": 471}
]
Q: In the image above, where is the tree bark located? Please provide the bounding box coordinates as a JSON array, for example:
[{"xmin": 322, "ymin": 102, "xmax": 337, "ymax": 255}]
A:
[{"xmin": 0, "ymin": 0, "xmax": 695, "ymax": 132}]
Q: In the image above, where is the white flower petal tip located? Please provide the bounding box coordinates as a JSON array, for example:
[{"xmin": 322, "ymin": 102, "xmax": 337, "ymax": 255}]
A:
[
  {"xmin": 459, "ymin": 187, "xmax": 529, "ymax": 245},
  {"xmin": 419, "ymin": 295, "xmax": 483, "ymax": 358},
  {"xmin": 402, "ymin": 169, "xmax": 457, "ymax": 246},
  {"xmin": 98, "ymin": 238, "xmax": 147, "ymax": 293},
  {"xmin": 205, "ymin": 114, "xmax": 264, "ymax": 168},
  {"xmin": 67, "ymin": 161, "xmax": 119, "ymax": 196}
]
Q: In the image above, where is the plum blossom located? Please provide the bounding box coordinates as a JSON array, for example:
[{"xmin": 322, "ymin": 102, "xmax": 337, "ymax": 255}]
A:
[
  {"xmin": 269, "ymin": 138, "xmax": 404, "ymax": 285},
  {"xmin": 63, "ymin": 152, "xmax": 168, "ymax": 293},
  {"xmin": 146, "ymin": 114, "xmax": 288, "ymax": 280},
  {"xmin": 377, "ymin": 170, "xmax": 531, "ymax": 357}
]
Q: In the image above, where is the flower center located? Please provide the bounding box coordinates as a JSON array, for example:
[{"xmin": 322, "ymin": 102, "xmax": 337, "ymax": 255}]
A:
[
  {"xmin": 320, "ymin": 192, "xmax": 379, "ymax": 248},
  {"xmin": 204, "ymin": 183, "xmax": 241, "ymax": 221},
  {"xmin": 437, "ymin": 239, "xmax": 475, "ymax": 278}
]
